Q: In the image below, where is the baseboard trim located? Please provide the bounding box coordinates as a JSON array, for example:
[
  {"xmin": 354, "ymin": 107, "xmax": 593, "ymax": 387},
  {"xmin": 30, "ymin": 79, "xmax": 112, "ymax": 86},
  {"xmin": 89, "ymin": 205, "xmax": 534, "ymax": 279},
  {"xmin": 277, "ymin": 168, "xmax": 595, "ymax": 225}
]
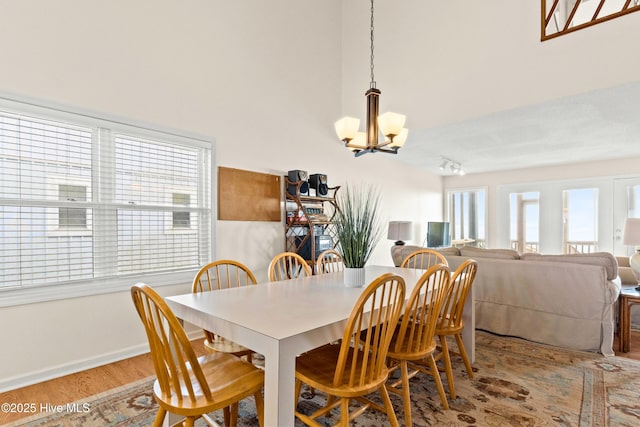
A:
[{"xmin": 0, "ymin": 330, "xmax": 202, "ymax": 393}]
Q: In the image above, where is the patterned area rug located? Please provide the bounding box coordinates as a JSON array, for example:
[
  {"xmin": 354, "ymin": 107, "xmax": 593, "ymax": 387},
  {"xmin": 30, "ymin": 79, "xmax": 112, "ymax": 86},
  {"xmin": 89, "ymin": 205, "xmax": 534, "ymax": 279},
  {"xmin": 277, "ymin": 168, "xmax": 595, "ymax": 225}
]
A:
[{"xmin": 8, "ymin": 331, "xmax": 640, "ymax": 426}]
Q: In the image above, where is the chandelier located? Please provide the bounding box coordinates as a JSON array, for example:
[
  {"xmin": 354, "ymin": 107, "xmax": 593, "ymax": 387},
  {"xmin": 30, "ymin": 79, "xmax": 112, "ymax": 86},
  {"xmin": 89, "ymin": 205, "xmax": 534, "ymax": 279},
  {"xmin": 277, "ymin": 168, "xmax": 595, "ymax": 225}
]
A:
[{"xmin": 334, "ymin": 0, "xmax": 408, "ymax": 157}]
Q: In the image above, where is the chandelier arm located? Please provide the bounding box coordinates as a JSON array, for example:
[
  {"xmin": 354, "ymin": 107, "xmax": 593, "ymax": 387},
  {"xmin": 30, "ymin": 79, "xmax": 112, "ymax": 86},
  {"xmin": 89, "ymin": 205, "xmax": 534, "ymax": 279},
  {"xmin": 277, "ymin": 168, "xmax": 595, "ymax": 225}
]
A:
[
  {"xmin": 345, "ymin": 141, "xmax": 368, "ymax": 150},
  {"xmin": 354, "ymin": 146, "xmax": 399, "ymax": 158}
]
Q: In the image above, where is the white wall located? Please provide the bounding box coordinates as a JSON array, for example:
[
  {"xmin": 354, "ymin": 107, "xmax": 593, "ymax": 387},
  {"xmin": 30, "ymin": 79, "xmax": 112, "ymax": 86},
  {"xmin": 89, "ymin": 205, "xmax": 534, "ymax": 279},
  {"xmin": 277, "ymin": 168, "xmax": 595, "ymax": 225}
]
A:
[{"xmin": 0, "ymin": 1, "xmax": 442, "ymax": 390}]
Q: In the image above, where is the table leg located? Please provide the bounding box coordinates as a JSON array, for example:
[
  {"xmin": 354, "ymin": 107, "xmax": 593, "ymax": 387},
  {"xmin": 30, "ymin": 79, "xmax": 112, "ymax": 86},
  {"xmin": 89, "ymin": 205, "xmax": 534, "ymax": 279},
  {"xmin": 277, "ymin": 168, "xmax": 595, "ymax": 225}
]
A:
[
  {"xmin": 262, "ymin": 342, "xmax": 297, "ymax": 427},
  {"xmin": 623, "ymin": 296, "xmax": 631, "ymax": 353},
  {"xmin": 619, "ymin": 295, "xmax": 626, "ymax": 353}
]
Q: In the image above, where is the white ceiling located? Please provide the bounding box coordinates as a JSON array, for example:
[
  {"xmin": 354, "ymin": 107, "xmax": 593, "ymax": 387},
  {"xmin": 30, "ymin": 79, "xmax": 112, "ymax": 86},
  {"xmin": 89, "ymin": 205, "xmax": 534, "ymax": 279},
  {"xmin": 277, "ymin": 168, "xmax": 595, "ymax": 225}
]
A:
[
  {"xmin": 338, "ymin": 1, "xmax": 640, "ymax": 177},
  {"xmin": 395, "ymin": 80, "xmax": 640, "ymax": 176}
]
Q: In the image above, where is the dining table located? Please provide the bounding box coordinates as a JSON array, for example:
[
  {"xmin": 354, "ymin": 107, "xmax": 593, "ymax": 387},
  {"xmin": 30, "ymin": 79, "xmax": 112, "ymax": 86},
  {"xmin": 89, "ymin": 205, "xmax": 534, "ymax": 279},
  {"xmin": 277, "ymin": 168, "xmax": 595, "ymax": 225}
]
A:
[{"xmin": 165, "ymin": 264, "xmax": 475, "ymax": 427}]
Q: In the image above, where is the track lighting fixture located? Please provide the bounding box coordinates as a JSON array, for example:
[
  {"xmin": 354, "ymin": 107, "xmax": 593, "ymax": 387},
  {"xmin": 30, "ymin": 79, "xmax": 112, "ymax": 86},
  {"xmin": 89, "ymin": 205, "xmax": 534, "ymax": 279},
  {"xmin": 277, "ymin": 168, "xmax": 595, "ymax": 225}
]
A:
[{"xmin": 439, "ymin": 157, "xmax": 465, "ymax": 176}]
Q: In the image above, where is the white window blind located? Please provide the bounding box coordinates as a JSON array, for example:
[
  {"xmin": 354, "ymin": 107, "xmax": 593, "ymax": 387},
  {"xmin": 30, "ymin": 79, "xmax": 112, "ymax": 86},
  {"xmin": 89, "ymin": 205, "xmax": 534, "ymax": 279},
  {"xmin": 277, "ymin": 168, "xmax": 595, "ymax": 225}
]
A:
[{"xmin": 0, "ymin": 97, "xmax": 212, "ymax": 304}]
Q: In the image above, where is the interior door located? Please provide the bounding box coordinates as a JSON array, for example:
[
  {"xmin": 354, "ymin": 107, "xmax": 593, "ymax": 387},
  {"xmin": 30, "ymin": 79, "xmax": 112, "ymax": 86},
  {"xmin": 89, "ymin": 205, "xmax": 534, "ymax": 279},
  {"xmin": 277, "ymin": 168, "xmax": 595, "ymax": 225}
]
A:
[{"xmin": 613, "ymin": 177, "xmax": 640, "ymax": 255}]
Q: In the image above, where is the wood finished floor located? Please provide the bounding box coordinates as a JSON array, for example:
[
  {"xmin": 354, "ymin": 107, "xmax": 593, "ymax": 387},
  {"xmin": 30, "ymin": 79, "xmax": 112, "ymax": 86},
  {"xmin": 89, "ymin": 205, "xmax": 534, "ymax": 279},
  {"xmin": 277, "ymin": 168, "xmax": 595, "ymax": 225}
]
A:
[{"xmin": 1, "ymin": 331, "xmax": 639, "ymax": 425}]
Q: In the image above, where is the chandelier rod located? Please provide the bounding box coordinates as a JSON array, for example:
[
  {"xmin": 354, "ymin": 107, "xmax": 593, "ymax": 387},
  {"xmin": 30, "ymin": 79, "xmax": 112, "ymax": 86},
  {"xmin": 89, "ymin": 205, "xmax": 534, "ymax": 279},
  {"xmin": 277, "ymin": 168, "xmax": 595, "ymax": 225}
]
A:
[{"xmin": 370, "ymin": 0, "xmax": 376, "ymax": 89}]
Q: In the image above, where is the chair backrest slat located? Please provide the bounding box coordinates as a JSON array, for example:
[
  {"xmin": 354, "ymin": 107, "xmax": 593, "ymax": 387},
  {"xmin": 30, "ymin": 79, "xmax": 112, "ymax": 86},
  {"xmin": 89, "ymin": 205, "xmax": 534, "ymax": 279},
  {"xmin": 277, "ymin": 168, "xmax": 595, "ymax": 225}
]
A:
[
  {"xmin": 440, "ymin": 259, "xmax": 477, "ymax": 330},
  {"xmin": 191, "ymin": 260, "xmax": 258, "ymax": 344},
  {"xmin": 395, "ymin": 264, "xmax": 452, "ymax": 356},
  {"xmin": 333, "ymin": 273, "xmax": 405, "ymax": 388},
  {"xmin": 316, "ymin": 249, "xmax": 344, "ymax": 274},
  {"xmin": 132, "ymin": 283, "xmax": 212, "ymax": 404},
  {"xmin": 268, "ymin": 252, "xmax": 312, "ymax": 281},
  {"xmin": 400, "ymin": 248, "xmax": 448, "ymax": 270},
  {"xmin": 193, "ymin": 259, "xmax": 257, "ymax": 293}
]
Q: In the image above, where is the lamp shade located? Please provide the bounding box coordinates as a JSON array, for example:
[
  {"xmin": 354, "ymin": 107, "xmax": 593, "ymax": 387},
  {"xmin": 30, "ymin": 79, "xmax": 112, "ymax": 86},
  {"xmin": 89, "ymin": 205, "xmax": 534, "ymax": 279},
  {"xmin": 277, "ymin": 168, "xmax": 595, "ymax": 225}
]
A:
[
  {"xmin": 349, "ymin": 132, "xmax": 367, "ymax": 149},
  {"xmin": 623, "ymin": 218, "xmax": 640, "ymax": 246},
  {"xmin": 387, "ymin": 221, "xmax": 412, "ymax": 244},
  {"xmin": 334, "ymin": 117, "xmax": 360, "ymax": 141},
  {"xmin": 388, "ymin": 128, "xmax": 408, "ymax": 148},
  {"xmin": 378, "ymin": 112, "xmax": 406, "ymax": 137}
]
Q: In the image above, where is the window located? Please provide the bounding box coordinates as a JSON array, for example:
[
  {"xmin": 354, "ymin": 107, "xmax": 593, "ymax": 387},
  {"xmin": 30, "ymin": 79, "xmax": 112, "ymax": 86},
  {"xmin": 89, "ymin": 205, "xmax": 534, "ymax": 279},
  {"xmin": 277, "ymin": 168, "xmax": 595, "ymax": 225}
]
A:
[
  {"xmin": 510, "ymin": 192, "xmax": 539, "ymax": 253},
  {"xmin": 542, "ymin": 0, "xmax": 640, "ymax": 40},
  {"xmin": 628, "ymin": 184, "xmax": 640, "ymax": 218},
  {"xmin": 447, "ymin": 188, "xmax": 486, "ymax": 247},
  {"xmin": 562, "ymin": 188, "xmax": 598, "ymax": 254},
  {"xmin": 172, "ymin": 193, "xmax": 191, "ymax": 229},
  {"xmin": 58, "ymin": 184, "xmax": 88, "ymax": 229},
  {"xmin": 0, "ymin": 96, "xmax": 213, "ymax": 305}
]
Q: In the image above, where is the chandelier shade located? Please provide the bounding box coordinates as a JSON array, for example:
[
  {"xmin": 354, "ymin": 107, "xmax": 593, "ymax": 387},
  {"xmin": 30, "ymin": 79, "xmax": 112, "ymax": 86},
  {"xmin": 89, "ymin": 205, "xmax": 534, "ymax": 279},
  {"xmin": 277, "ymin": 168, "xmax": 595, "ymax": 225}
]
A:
[
  {"xmin": 378, "ymin": 112, "xmax": 406, "ymax": 137},
  {"xmin": 334, "ymin": 117, "xmax": 360, "ymax": 141},
  {"xmin": 335, "ymin": 0, "xmax": 408, "ymax": 157}
]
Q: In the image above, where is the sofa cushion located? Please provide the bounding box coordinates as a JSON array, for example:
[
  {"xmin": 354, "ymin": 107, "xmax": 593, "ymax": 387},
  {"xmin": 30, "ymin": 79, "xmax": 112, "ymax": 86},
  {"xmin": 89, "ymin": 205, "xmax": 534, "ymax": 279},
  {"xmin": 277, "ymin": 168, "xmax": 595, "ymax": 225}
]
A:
[
  {"xmin": 391, "ymin": 245, "xmax": 461, "ymax": 267},
  {"xmin": 520, "ymin": 252, "xmax": 618, "ymax": 281},
  {"xmin": 615, "ymin": 256, "xmax": 638, "ymax": 285},
  {"xmin": 459, "ymin": 246, "xmax": 520, "ymax": 260}
]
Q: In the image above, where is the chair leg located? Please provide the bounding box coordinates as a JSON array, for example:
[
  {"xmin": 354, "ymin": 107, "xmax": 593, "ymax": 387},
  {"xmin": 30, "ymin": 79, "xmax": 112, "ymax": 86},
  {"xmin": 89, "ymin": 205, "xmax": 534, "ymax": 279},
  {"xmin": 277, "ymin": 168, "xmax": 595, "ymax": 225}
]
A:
[
  {"xmin": 294, "ymin": 379, "xmax": 302, "ymax": 406},
  {"xmin": 455, "ymin": 333, "xmax": 474, "ymax": 379},
  {"xmin": 340, "ymin": 398, "xmax": 350, "ymax": 427},
  {"xmin": 427, "ymin": 354, "xmax": 449, "ymax": 410},
  {"xmin": 439, "ymin": 334, "xmax": 456, "ymax": 399},
  {"xmin": 399, "ymin": 360, "xmax": 413, "ymax": 427},
  {"xmin": 223, "ymin": 406, "xmax": 230, "ymax": 426},
  {"xmin": 380, "ymin": 384, "xmax": 400, "ymax": 427},
  {"xmin": 254, "ymin": 390, "xmax": 265, "ymax": 427},
  {"xmin": 229, "ymin": 402, "xmax": 239, "ymax": 427},
  {"xmin": 152, "ymin": 408, "xmax": 166, "ymax": 427}
]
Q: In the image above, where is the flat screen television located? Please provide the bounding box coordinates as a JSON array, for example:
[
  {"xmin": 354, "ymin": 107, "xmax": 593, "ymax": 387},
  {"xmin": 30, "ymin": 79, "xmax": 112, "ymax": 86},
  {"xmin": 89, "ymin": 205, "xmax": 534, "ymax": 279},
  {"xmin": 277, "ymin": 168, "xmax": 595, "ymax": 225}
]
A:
[{"xmin": 427, "ymin": 221, "xmax": 451, "ymax": 248}]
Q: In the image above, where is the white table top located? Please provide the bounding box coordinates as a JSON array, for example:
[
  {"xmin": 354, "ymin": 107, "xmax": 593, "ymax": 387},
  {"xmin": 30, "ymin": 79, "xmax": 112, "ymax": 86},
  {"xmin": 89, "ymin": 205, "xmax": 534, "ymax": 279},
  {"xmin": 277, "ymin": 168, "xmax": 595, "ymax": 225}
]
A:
[{"xmin": 166, "ymin": 265, "xmax": 426, "ymax": 343}]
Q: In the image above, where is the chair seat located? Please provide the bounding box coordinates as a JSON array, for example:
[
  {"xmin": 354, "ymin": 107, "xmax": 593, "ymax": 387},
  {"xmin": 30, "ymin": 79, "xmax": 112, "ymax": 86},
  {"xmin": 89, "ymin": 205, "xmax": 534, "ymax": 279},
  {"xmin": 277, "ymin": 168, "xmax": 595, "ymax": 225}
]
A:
[
  {"xmin": 154, "ymin": 351, "xmax": 264, "ymax": 415},
  {"xmin": 204, "ymin": 336, "xmax": 252, "ymax": 354},
  {"xmin": 296, "ymin": 344, "xmax": 390, "ymax": 399},
  {"xmin": 387, "ymin": 333, "xmax": 438, "ymax": 362},
  {"xmin": 436, "ymin": 314, "xmax": 464, "ymax": 334}
]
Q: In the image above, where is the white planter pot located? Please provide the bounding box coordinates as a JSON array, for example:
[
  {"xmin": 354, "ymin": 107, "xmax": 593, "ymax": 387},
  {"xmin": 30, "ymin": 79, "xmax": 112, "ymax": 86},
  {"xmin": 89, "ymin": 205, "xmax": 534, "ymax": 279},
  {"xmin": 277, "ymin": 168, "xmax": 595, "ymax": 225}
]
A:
[{"xmin": 344, "ymin": 267, "xmax": 366, "ymax": 287}]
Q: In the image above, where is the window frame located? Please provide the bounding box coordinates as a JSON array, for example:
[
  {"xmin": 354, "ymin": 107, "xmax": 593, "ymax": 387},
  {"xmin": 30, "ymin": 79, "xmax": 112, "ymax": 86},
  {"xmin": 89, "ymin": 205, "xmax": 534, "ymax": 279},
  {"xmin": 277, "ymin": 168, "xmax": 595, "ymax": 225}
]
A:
[
  {"xmin": 0, "ymin": 93, "xmax": 215, "ymax": 307},
  {"xmin": 445, "ymin": 186, "xmax": 488, "ymax": 248},
  {"xmin": 497, "ymin": 177, "xmax": 613, "ymax": 254}
]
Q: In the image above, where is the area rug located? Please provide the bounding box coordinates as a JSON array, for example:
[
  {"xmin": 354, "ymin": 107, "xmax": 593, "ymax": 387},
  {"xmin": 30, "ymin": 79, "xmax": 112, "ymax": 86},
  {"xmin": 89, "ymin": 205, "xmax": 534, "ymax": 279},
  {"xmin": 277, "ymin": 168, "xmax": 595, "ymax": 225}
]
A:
[{"xmin": 8, "ymin": 331, "xmax": 640, "ymax": 426}]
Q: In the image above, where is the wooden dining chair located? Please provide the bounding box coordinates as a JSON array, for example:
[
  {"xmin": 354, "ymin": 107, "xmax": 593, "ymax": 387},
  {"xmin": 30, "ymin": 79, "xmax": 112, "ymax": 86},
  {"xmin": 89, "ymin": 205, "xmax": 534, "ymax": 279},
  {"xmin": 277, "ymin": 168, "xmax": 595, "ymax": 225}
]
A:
[
  {"xmin": 192, "ymin": 259, "xmax": 257, "ymax": 362},
  {"xmin": 435, "ymin": 259, "xmax": 478, "ymax": 399},
  {"xmin": 294, "ymin": 273, "xmax": 406, "ymax": 427},
  {"xmin": 268, "ymin": 251, "xmax": 312, "ymax": 281},
  {"xmin": 385, "ymin": 264, "xmax": 453, "ymax": 426},
  {"xmin": 315, "ymin": 248, "xmax": 344, "ymax": 274},
  {"xmin": 400, "ymin": 248, "xmax": 448, "ymax": 269},
  {"xmin": 130, "ymin": 283, "xmax": 264, "ymax": 427}
]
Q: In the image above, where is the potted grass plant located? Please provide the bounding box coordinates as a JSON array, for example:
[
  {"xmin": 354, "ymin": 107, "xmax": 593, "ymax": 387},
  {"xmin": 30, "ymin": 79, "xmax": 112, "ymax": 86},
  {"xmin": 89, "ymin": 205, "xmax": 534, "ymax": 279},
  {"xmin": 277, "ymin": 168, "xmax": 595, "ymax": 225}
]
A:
[{"xmin": 334, "ymin": 184, "xmax": 384, "ymax": 287}]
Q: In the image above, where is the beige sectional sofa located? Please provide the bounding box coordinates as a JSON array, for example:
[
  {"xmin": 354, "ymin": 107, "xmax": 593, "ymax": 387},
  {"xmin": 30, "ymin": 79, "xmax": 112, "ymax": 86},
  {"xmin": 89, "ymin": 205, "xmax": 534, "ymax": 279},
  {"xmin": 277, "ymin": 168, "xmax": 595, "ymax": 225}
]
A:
[{"xmin": 391, "ymin": 245, "xmax": 621, "ymax": 356}]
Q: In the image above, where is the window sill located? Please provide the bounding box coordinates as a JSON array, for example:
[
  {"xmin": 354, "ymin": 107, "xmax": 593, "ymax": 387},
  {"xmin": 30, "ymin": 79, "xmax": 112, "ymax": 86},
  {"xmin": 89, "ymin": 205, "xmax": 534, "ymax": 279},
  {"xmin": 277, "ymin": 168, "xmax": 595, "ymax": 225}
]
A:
[{"xmin": 0, "ymin": 270, "xmax": 198, "ymax": 308}]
